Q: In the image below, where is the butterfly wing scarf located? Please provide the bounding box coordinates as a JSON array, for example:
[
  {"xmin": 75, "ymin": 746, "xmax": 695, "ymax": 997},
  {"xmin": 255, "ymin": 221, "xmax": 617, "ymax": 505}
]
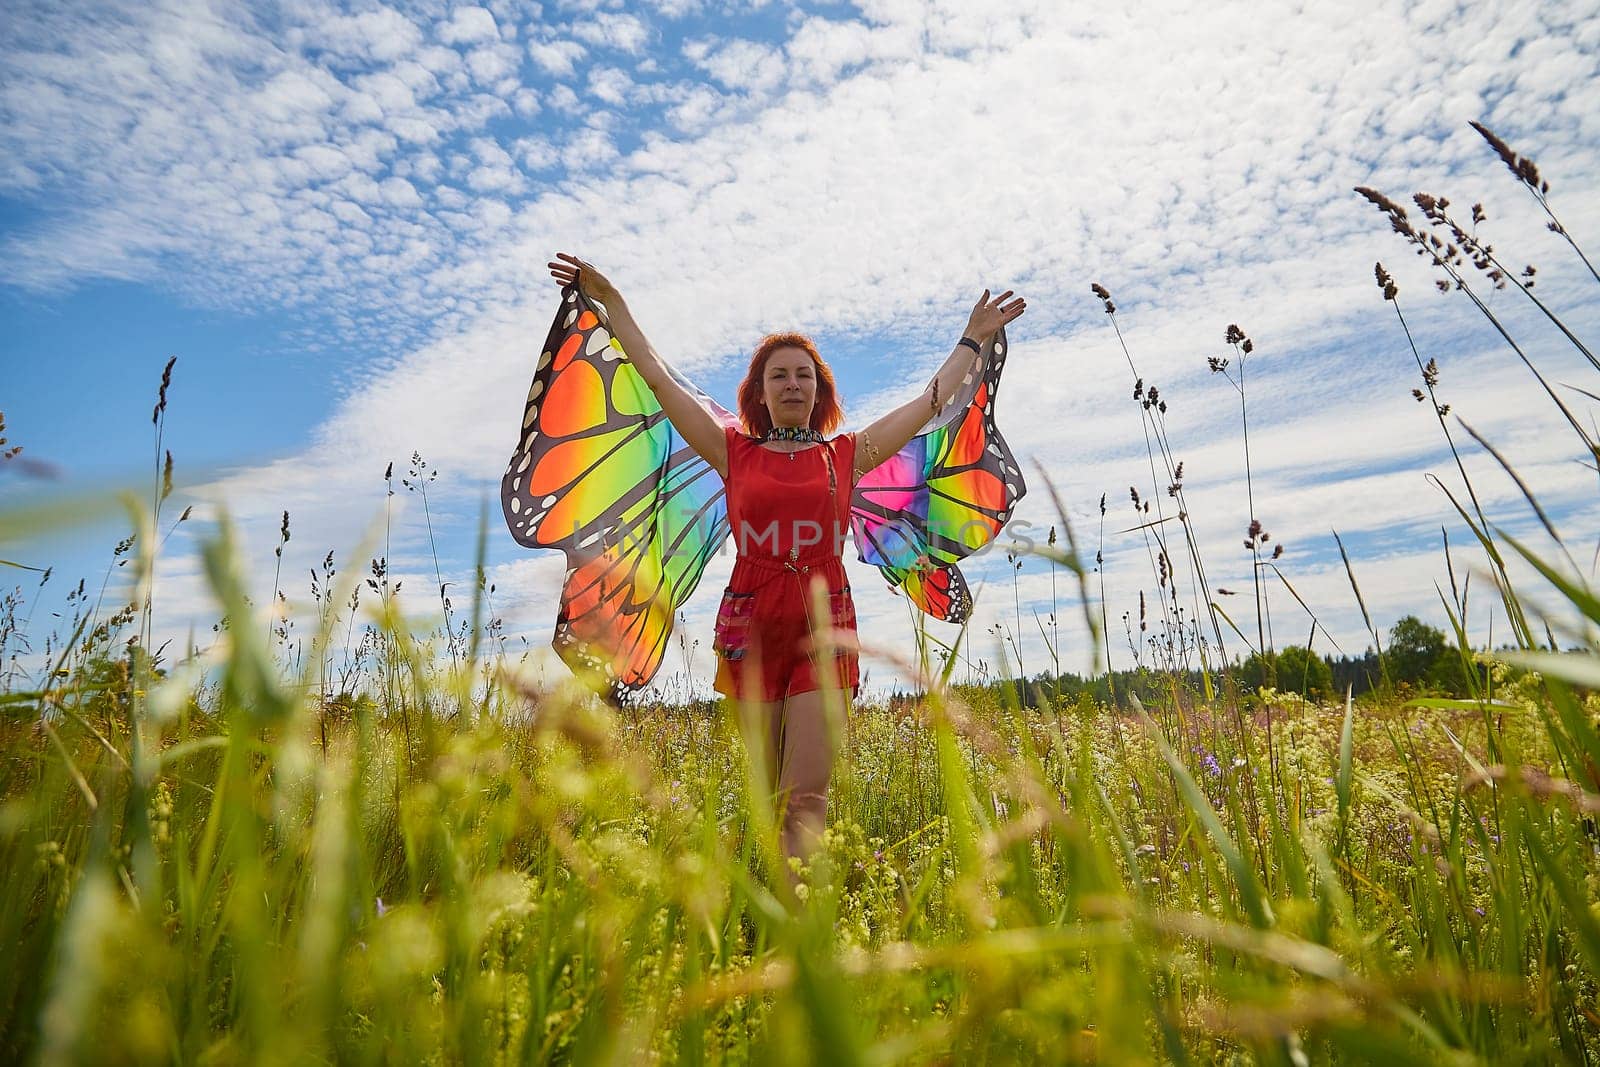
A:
[
  {"xmin": 849, "ymin": 327, "xmax": 1025, "ymax": 624},
  {"xmin": 501, "ymin": 285, "xmax": 738, "ymax": 702},
  {"xmin": 504, "ymin": 291, "xmax": 1024, "ymax": 698}
]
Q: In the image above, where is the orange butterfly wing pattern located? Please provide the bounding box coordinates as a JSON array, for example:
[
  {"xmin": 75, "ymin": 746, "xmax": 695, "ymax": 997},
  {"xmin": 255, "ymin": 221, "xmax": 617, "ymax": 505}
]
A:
[{"xmin": 502, "ymin": 285, "xmax": 738, "ymax": 702}]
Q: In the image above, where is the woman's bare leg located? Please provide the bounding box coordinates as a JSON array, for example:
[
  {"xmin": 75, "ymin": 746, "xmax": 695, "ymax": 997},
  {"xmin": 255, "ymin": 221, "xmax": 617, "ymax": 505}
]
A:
[
  {"xmin": 774, "ymin": 688, "xmax": 841, "ymax": 864},
  {"xmin": 733, "ymin": 696, "xmax": 784, "ymax": 798}
]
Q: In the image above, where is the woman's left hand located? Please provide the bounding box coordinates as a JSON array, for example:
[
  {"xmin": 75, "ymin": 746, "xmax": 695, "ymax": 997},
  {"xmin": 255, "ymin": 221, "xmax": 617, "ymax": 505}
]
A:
[{"xmin": 964, "ymin": 288, "xmax": 1027, "ymax": 343}]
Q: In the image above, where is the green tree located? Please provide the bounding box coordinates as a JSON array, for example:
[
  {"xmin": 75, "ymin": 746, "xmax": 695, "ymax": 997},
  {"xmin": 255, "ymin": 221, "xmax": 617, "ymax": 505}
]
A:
[
  {"xmin": 1387, "ymin": 615, "xmax": 1449, "ymax": 688},
  {"xmin": 1236, "ymin": 650, "xmax": 1278, "ymax": 691},
  {"xmin": 1276, "ymin": 645, "xmax": 1334, "ymax": 699}
]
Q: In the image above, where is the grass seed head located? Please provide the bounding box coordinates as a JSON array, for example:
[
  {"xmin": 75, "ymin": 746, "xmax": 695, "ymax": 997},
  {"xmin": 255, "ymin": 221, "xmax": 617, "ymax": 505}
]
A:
[
  {"xmin": 1374, "ymin": 262, "xmax": 1398, "ymax": 301},
  {"xmin": 1470, "ymin": 120, "xmax": 1547, "ymax": 194},
  {"xmin": 153, "ymin": 355, "xmax": 177, "ymax": 423}
]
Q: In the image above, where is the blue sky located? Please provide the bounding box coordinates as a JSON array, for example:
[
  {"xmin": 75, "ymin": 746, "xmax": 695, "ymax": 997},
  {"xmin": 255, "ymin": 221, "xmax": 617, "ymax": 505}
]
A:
[{"xmin": 4, "ymin": 0, "xmax": 1599, "ymax": 698}]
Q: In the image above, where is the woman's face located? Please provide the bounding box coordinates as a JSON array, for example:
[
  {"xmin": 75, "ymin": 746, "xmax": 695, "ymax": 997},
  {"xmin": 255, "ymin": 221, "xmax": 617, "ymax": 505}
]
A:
[{"xmin": 762, "ymin": 346, "xmax": 817, "ymax": 427}]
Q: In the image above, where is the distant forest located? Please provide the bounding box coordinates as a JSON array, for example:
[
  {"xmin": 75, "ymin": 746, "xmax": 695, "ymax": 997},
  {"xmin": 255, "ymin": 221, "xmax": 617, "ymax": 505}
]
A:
[{"xmin": 910, "ymin": 614, "xmax": 1536, "ymax": 711}]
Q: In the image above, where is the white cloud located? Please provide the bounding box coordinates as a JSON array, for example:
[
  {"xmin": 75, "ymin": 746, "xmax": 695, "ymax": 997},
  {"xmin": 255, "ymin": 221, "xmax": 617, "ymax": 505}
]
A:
[
  {"xmin": 569, "ymin": 11, "xmax": 652, "ymax": 54},
  {"xmin": 685, "ymin": 37, "xmax": 785, "ymax": 92},
  {"xmin": 558, "ymin": 127, "xmax": 619, "ymax": 170},
  {"xmin": 526, "ymin": 38, "xmax": 585, "ymax": 78},
  {"xmin": 6, "ymin": 0, "xmax": 1600, "ymax": 694},
  {"xmin": 513, "ymin": 134, "xmax": 560, "ymax": 171},
  {"xmin": 467, "ymin": 163, "xmax": 522, "ymax": 192},
  {"xmin": 545, "ymin": 83, "xmax": 582, "ymax": 114},
  {"xmin": 254, "ymin": 69, "xmax": 339, "ymax": 122},
  {"xmin": 379, "ymin": 175, "xmax": 423, "ymax": 207},
  {"xmin": 509, "ymin": 86, "xmax": 541, "ymax": 116},
  {"xmin": 437, "ymin": 7, "xmax": 501, "ymax": 46},
  {"xmin": 465, "ymin": 44, "xmax": 521, "ymax": 87},
  {"xmin": 586, "ymin": 66, "xmax": 633, "ymax": 106},
  {"xmin": 298, "ymin": 7, "xmax": 424, "ymax": 64}
]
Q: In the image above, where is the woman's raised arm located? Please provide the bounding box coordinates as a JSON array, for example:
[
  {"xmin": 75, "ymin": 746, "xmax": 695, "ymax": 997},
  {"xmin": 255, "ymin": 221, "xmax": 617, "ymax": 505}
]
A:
[
  {"xmin": 548, "ymin": 253, "xmax": 731, "ymax": 478},
  {"xmin": 853, "ymin": 288, "xmax": 1026, "ymax": 483}
]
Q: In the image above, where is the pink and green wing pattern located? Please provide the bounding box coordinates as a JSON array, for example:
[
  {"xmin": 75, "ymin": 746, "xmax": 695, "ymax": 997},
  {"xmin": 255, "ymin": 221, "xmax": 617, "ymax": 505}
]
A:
[{"xmin": 849, "ymin": 327, "xmax": 1024, "ymax": 624}]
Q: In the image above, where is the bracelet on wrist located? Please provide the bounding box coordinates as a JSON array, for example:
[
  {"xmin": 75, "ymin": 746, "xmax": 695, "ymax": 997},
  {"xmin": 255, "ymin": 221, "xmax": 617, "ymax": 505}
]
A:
[{"xmin": 957, "ymin": 336, "xmax": 982, "ymax": 354}]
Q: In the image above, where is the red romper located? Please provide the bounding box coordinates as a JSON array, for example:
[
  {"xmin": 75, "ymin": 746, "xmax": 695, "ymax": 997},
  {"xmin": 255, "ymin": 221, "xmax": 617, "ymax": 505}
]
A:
[{"xmin": 712, "ymin": 425, "xmax": 861, "ymax": 704}]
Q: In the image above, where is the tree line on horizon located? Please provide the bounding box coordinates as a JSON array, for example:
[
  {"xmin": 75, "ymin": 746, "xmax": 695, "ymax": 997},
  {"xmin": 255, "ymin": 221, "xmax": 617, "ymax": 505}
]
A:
[{"xmin": 914, "ymin": 614, "xmax": 1525, "ymax": 712}]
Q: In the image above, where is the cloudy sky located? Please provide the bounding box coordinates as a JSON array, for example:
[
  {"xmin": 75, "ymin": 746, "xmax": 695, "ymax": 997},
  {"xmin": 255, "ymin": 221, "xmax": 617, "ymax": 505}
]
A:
[{"xmin": 4, "ymin": 0, "xmax": 1599, "ymax": 700}]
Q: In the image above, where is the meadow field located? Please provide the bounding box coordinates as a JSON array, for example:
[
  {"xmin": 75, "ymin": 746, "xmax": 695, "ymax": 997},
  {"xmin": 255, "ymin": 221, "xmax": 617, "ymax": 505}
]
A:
[{"xmin": 2, "ymin": 126, "xmax": 1599, "ymax": 1065}]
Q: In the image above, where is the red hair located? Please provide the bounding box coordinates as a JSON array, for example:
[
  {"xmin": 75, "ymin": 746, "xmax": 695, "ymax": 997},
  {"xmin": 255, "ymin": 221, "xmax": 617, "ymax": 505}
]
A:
[{"xmin": 736, "ymin": 332, "xmax": 844, "ymax": 436}]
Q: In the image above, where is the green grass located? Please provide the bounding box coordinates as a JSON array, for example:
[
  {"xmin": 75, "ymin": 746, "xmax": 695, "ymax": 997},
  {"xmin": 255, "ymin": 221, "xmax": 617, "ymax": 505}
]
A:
[{"xmin": 2, "ymin": 555, "xmax": 1598, "ymax": 1064}]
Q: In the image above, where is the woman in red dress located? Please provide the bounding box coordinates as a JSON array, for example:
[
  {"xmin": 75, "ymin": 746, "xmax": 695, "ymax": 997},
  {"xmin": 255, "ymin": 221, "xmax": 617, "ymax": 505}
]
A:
[{"xmin": 547, "ymin": 252, "xmax": 1026, "ymax": 864}]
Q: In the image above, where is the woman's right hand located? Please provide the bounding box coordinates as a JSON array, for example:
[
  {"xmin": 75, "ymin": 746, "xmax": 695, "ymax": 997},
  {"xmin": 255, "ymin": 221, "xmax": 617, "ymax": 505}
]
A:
[{"xmin": 547, "ymin": 252, "xmax": 619, "ymax": 303}]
